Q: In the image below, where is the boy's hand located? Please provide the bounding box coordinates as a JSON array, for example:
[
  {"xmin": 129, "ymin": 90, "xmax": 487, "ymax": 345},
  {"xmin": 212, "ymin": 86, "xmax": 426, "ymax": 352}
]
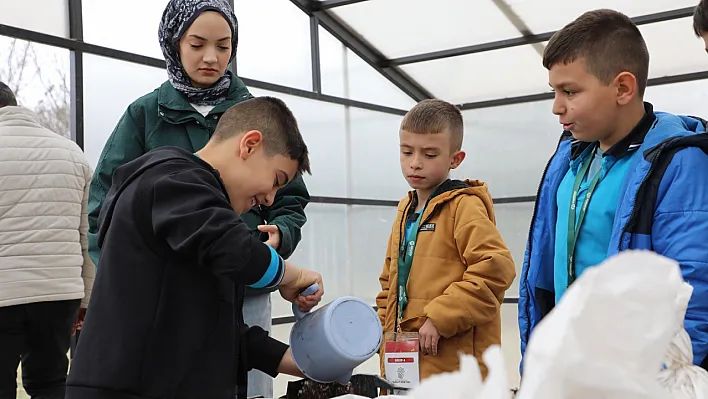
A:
[
  {"xmin": 419, "ymin": 318, "xmax": 441, "ymax": 356},
  {"xmin": 279, "ymin": 262, "xmax": 324, "ymax": 312},
  {"xmin": 258, "ymin": 224, "xmax": 281, "ymax": 250}
]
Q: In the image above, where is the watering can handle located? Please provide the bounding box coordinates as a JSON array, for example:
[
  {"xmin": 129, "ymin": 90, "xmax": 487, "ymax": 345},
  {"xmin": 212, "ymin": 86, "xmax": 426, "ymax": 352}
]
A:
[{"xmin": 292, "ymin": 282, "xmax": 319, "ymax": 321}]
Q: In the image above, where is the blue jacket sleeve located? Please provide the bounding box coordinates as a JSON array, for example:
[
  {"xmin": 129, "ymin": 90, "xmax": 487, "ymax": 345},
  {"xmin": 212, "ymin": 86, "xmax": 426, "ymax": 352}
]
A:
[
  {"xmin": 652, "ymin": 146, "xmax": 708, "ymax": 367},
  {"xmin": 518, "ymin": 247, "xmax": 531, "ymax": 362}
]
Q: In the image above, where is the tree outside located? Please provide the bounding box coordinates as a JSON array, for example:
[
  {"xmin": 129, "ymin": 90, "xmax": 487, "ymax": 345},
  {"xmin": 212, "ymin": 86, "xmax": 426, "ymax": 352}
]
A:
[{"xmin": 0, "ymin": 37, "xmax": 71, "ymax": 139}]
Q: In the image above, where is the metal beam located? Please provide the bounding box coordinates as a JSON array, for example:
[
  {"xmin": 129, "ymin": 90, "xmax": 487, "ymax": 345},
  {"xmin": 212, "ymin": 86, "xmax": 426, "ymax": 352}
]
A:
[
  {"xmin": 311, "ymin": 196, "xmax": 398, "ymax": 207},
  {"xmin": 490, "ymin": 0, "xmax": 545, "ymax": 57},
  {"xmin": 315, "ymin": 0, "xmax": 370, "ymax": 10},
  {"xmin": 290, "ymin": 0, "xmax": 434, "ymax": 102},
  {"xmin": 387, "ymin": 6, "xmax": 696, "ymax": 66},
  {"xmin": 458, "ymin": 92, "xmax": 554, "ymax": 110},
  {"xmin": 272, "ymin": 298, "xmax": 519, "ymax": 326},
  {"xmin": 241, "ymin": 78, "xmax": 407, "ymax": 115},
  {"xmin": 68, "ymin": 0, "xmax": 84, "ymax": 150},
  {"xmin": 0, "ymin": 23, "xmax": 408, "ymax": 116},
  {"xmin": 458, "ymin": 69, "xmax": 708, "ymax": 110},
  {"xmin": 310, "ymin": 15, "xmax": 322, "ymax": 93},
  {"xmin": 310, "ymin": 195, "xmax": 536, "ymax": 206}
]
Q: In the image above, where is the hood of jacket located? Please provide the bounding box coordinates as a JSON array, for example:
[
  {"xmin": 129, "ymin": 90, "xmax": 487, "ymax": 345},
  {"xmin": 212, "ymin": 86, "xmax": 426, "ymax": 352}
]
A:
[
  {"xmin": 399, "ymin": 179, "xmax": 496, "ymax": 222},
  {"xmin": 96, "ymin": 146, "xmax": 218, "ymax": 247}
]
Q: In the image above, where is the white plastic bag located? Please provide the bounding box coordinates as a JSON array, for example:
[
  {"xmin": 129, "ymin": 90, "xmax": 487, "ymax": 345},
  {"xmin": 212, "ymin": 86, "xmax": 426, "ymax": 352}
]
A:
[
  {"xmin": 406, "ymin": 345, "xmax": 510, "ymax": 399},
  {"xmin": 658, "ymin": 328, "xmax": 708, "ymax": 399},
  {"xmin": 516, "ymin": 250, "xmax": 685, "ymax": 399},
  {"xmin": 657, "ymin": 282, "xmax": 708, "ymax": 398},
  {"xmin": 476, "ymin": 346, "xmax": 512, "ymax": 399}
]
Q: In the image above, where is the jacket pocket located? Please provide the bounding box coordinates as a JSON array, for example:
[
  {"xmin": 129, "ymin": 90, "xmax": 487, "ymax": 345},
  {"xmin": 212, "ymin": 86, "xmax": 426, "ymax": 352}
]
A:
[{"xmin": 399, "ymin": 298, "xmax": 430, "ymax": 332}]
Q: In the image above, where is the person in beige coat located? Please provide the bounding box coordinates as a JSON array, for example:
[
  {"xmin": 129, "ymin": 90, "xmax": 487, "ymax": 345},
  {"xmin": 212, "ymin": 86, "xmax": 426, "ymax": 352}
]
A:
[{"xmin": 0, "ymin": 82, "xmax": 94, "ymax": 399}]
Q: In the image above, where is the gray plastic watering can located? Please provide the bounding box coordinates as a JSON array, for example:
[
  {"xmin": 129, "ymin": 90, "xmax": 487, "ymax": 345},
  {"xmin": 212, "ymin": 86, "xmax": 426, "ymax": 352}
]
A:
[{"xmin": 289, "ymin": 283, "xmax": 383, "ymax": 385}]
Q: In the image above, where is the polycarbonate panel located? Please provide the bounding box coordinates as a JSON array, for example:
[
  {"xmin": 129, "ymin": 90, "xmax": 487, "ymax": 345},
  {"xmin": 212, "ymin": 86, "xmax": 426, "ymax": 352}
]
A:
[
  {"xmin": 506, "ymin": 0, "xmax": 698, "ymax": 33},
  {"xmin": 234, "ymin": 0, "xmax": 312, "ymax": 90},
  {"xmin": 501, "ymin": 303, "xmax": 522, "ymax": 387},
  {"xmin": 0, "ymin": 36, "xmax": 71, "ymax": 138},
  {"xmin": 273, "ymin": 203, "xmax": 348, "ymax": 317},
  {"xmin": 0, "ymin": 0, "xmax": 69, "ymax": 37},
  {"xmin": 83, "ymin": 0, "xmax": 168, "ymax": 58},
  {"xmin": 249, "ymin": 88, "xmax": 349, "ymax": 198},
  {"xmin": 451, "ymin": 100, "xmax": 561, "ymax": 198},
  {"xmin": 494, "ymin": 202, "xmax": 534, "ymax": 298},
  {"xmin": 331, "ymin": 0, "xmax": 521, "ymax": 58},
  {"xmin": 349, "ymin": 205, "xmax": 399, "ymax": 305},
  {"xmin": 319, "ymin": 26, "xmax": 346, "ymax": 98},
  {"xmin": 642, "ymin": 18, "xmax": 707, "ymax": 80},
  {"xmin": 401, "ymin": 44, "xmax": 549, "ymax": 104},
  {"xmin": 645, "ymin": 79, "xmax": 708, "ymax": 117},
  {"xmin": 346, "ymin": 49, "xmax": 417, "ymax": 110},
  {"xmin": 83, "ymin": 55, "xmax": 168, "ymax": 168},
  {"xmin": 349, "ymin": 108, "xmax": 409, "ymax": 200}
]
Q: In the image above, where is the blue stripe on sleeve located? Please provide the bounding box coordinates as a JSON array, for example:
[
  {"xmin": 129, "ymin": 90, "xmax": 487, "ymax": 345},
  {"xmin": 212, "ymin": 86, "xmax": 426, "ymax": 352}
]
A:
[{"xmin": 248, "ymin": 245, "xmax": 284, "ymax": 289}]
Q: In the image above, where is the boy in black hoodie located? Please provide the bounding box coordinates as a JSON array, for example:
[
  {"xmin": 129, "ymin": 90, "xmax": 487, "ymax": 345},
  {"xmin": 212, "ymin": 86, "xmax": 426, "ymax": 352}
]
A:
[{"xmin": 66, "ymin": 97, "xmax": 324, "ymax": 399}]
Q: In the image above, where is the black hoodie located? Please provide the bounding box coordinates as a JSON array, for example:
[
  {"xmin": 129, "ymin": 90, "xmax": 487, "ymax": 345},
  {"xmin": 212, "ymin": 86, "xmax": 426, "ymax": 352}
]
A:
[{"xmin": 66, "ymin": 147, "xmax": 288, "ymax": 399}]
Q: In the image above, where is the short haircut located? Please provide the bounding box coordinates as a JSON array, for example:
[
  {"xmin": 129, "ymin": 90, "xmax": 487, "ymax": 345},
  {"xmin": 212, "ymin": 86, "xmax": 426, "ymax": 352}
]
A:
[
  {"xmin": 543, "ymin": 9, "xmax": 650, "ymax": 96},
  {"xmin": 212, "ymin": 96, "xmax": 310, "ymax": 175},
  {"xmin": 694, "ymin": 0, "xmax": 708, "ymax": 37},
  {"xmin": 400, "ymin": 99, "xmax": 464, "ymax": 151},
  {"xmin": 0, "ymin": 81, "xmax": 17, "ymax": 108}
]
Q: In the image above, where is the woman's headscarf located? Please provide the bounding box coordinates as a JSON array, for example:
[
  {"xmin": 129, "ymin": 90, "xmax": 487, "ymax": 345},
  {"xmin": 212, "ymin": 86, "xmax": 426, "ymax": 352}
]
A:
[{"xmin": 158, "ymin": 0, "xmax": 238, "ymax": 105}]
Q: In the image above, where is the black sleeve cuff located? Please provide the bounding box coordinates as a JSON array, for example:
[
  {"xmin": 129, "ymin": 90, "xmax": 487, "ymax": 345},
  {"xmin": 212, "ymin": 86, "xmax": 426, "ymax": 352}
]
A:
[{"xmin": 242, "ymin": 325, "xmax": 289, "ymax": 377}]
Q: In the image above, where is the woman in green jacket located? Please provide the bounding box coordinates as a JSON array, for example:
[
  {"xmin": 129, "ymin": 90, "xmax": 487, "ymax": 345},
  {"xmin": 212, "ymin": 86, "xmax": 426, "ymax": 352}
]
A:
[{"xmin": 86, "ymin": 1, "xmax": 309, "ymax": 397}]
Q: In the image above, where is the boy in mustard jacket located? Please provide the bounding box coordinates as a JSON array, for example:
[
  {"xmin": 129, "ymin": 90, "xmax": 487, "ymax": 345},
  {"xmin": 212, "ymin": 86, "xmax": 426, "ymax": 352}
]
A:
[{"xmin": 377, "ymin": 99, "xmax": 516, "ymax": 381}]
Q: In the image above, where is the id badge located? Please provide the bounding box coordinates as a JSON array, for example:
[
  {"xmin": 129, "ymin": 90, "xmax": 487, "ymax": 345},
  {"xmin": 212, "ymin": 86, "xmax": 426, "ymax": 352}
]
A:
[{"xmin": 383, "ymin": 331, "xmax": 420, "ymax": 394}]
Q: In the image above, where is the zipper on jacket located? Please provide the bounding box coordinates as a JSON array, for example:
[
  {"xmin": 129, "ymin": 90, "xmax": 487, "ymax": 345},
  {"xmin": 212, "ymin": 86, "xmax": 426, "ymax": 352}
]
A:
[
  {"xmin": 393, "ymin": 197, "xmax": 439, "ymax": 333},
  {"xmin": 521, "ymin": 132, "xmax": 571, "ymax": 346},
  {"xmin": 393, "ymin": 198, "xmax": 413, "ymax": 334},
  {"xmin": 617, "ymin": 138, "xmax": 673, "ymax": 251},
  {"xmin": 617, "ymin": 119, "xmax": 666, "ymax": 250}
]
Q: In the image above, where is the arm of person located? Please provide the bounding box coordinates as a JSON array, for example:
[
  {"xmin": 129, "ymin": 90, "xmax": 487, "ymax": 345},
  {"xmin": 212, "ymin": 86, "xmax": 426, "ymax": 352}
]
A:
[
  {"xmin": 240, "ymin": 324, "xmax": 292, "ymax": 377},
  {"xmin": 239, "ymin": 324, "xmax": 304, "ymax": 378},
  {"xmin": 424, "ymin": 196, "xmax": 517, "ymax": 339},
  {"xmin": 376, "ymin": 232, "xmax": 394, "ymax": 326},
  {"xmin": 79, "ymin": 162, "xmax": 95, "ymax": 309},
  {"xmin": 151, "ymin": 166, "xmax": 285, "ymax": 286},
  {"xmin": 260, "ymin": 175, "xmax": 310, "ymax": 258},
  {"xmin": 652, "ymin": 147, "xmax": 708, "ymax": 368},
  {"xmin": 87, "ymin": 105, "xmax": 146, "ymax": 266}
]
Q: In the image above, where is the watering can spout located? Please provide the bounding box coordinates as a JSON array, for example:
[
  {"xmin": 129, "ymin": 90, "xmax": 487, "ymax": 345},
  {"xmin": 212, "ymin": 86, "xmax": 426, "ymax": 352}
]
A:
[{"xmin": 336, "ymin": 370, "xmax": 353, "ymax": 385}]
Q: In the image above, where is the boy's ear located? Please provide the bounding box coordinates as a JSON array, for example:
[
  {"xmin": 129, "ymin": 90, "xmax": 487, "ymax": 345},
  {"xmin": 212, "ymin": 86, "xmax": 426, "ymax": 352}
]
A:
[
  {"xmin": 238, "ymin": 130, "xmax": 264, "ymax": 159},
  {"xmin": 450, "ymin": 150, "xmax": 466, "ymax": 169},
  {"xmin": 613, "ymin": 71, "xmax": 639, "ymax": 105}
]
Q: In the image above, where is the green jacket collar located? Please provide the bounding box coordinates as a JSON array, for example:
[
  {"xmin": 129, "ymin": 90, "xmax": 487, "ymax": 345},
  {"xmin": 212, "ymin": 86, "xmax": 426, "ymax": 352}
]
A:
[{"xmin": 157, "ymin": 72, "xmax": 253, "ymax": 123}]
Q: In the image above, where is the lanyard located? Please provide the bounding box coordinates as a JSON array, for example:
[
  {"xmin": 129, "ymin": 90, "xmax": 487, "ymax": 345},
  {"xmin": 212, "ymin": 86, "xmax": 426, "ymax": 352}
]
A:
[
  {"xmin": 567, "ymin": 145, "xmax": 602, "ymax": 286},
  {"xmin": 397, "ymin": 208, "xmax": 425, "ymax": 324}
]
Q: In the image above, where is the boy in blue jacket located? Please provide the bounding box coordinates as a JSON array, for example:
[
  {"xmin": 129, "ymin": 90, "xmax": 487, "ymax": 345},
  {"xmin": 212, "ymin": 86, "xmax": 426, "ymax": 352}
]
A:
[{"xmin": 518, "ymin": 9, "xmax": 708, "ymax": 370}]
